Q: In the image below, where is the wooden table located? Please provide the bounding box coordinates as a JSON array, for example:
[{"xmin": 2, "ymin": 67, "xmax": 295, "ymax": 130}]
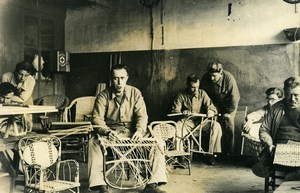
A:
[
  {"xmin": 0, "ymin": 105, "xmax": 58, "ymax": 193},
  {"xmin": 0, "ymin": 105, "xmax": 57, "ymax": 116},
  {"xmin": 0, "ymin": 105, "xmax": 57, "ymax": 137}
]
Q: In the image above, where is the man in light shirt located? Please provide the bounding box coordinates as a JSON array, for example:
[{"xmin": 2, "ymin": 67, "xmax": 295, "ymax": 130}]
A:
[{"xmin": 88, "ymin": 64, "xmax": 167, "ymax": 193}]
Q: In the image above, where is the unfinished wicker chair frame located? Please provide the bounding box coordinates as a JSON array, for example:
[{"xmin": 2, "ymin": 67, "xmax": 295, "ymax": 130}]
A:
[
  {"xmin": 168, "ymin": 113, "xmax": 217, "ymax": 157},
  {"xmin": 182, "ymin": 113, "xmax": 218, "ymax": 156},
  {"xmin": 148, "ymin": 120, "xmax": 191, "ymax": 175},
  {"xmin": 99, "ymin": 137, "xmax": 158, "ymax": 190},
  {"xmin": 18, "ymin": 135, "xmax": 80, "ymax": 193}
]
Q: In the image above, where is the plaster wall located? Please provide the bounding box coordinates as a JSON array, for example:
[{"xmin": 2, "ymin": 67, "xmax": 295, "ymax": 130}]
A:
[{"xmin": 65, "ymin": 0, "xmax": 299, "ymax": 52}]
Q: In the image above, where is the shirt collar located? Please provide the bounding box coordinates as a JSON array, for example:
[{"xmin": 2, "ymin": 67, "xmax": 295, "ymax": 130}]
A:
[
  {"xmin": 185, "ymin": 88, "xmax": 199, "ymax": 99},
  {"xmin": 111, "ymin": 85, "xmax": 129, "ymax": 101}
]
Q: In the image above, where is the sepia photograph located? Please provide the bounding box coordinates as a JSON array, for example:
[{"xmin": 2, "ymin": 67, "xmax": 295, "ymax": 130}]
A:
[{"xmin": 1, "ymin": 0, "xmax": 300, "ymax": 193}]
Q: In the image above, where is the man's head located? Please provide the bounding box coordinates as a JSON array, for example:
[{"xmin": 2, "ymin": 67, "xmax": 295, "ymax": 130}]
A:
[
  {"xmin": 186, "ymin": 73, "xmax": 200, "ymax": 96},
  {"xmin": 111, "ymin": 64, "xmax": 129, "ymax": 95},
  {"xmin": 14, "ymin": 61, "xmax": 36, "ymax": 83},
  {"xmin": 284, "ymin": 76, "xmax": 300, "ymax": 108},
  {"xmin": 207, "ymin": 62, "xmax": 223, "ymax": 83},
  {"xmin": 265, "ymin": 87, "xmax": 283, "ymax": 106},
  {"xmin": 0, "ymin": 82, "xmax": 17, "ymax": 100}
]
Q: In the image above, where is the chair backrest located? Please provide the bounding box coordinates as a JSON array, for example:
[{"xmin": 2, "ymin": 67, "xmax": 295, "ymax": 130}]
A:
[
  {"xmin": 35, "ymin": 94, "xmax": 70, "ymax": 122},
  {"xmin": 148, "ymin": 121, "xmax": 177, "ymax": 150},
  {"xmin": 18, "ymin": 135, "xmax": 61, "ymax": 168},
  {"xmin": 35, "ymin": 94, "xmax": 70, "ymax": 110},
  {"xmin": 63, "ymin": 96, "xmax": 96, "ymax": 122}
]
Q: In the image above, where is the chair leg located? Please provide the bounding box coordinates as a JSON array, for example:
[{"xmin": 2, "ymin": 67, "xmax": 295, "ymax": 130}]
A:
[
  {"xmin": 82, "ymin": 137, "xmax": 86, "ymax": 162},
  {"xmin": 264, "ymin": 176, "xmax": 269, "ymax": 193}
]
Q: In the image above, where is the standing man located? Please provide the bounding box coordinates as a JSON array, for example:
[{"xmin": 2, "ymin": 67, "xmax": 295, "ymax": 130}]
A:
[
  {"xmin": 253, "ymin": 76, "xmax": 300, "ymax": 177},
  {"xmin": 88, "ymin": 64, "xmax": 167, "ymax": 193},
  {"xmin": 200, "ymin": 62, "xmax": 240, "ymax": 155},
  {"xmin": 1, "ymin": 61, "xmax": 36, "ymax": 131},
  {"xmin": 171, "ymin": 73, "xmax": 222, "ymax": 165}
]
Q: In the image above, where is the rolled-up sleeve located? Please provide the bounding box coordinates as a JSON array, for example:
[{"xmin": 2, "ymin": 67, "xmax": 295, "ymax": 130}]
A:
[{"xmin": 171, "ymin": 93, "xmax": 183, "ymax": 114}]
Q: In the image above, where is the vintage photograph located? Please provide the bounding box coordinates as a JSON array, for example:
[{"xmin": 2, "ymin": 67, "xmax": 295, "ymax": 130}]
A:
[{"xmin": 1, "ymin": 0, "xmax": 300, "ymax": 193}]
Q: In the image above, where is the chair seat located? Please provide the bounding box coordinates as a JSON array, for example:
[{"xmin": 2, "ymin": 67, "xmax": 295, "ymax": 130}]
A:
[{"xmin": 28, "ymin": 180, "xmax": 80, "ymax": 191}]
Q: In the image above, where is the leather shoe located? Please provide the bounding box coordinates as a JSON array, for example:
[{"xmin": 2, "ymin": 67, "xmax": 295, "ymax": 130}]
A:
[
  {"xmin": 142, "ymin": 183, "xmax": 166, "ymax": 193},
  {"xmin": 204, "ymin": 155, "xmax": 216, "ymax": 166}
]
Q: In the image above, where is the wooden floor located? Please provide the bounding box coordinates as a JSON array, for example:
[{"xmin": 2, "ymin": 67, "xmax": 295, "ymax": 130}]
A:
[{"xmin": 9, "ymin": 154, "xmax": 269, "ymax": 193}]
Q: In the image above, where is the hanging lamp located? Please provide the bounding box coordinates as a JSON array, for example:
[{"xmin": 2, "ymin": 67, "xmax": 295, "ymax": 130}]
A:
[{"xmin": 283, "ymin": 0, "xmax": 300, "ymax": 4}]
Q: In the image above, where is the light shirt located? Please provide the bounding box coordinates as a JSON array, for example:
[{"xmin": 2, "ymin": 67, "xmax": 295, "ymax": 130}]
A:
[
  {"xmin": 1, "ymin": 72, "xmax": 35, "ymax": 104},
  {"xmin": 92, "ymin": 85, "xmax": 148, "ymax": 135},
  {"xmin": 171, "ymin": 88, "xmax": 217, "ymax": 114}
]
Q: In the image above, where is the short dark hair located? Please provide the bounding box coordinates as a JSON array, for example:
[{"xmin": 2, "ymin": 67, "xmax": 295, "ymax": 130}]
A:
[
  {"xmin": 111, "ymin": 64, "xmax": 130, "ymax": 77},
  {"xmin": 0, "ymin": 82, "xmax": 18, "ymax": 96},
  {"xmin": 265, "ymin": 87, "xmax": 283, "ymax": 98},
  {"xmin": 207, "ymin": 62, "xmax": 223, "ymax": 73},
  {"xmin": 15, "ymin": 61, "xmax": 36, "ymax": 75},
  {"xmin": 284, "ymin": 76, "xmax": 300, "ymax": 91},
  {"xmin": 186, "ymin": 73, "xmax": 199, "ymax": 84}
]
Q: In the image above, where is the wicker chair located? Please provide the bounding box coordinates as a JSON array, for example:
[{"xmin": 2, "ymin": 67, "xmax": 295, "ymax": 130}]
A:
[
  {"xmin": 148, "ymin": 120, "xmax": 191, "ymax": 175},
  {"xmin": 35, "ymin": 94, "xmax": 70, "ymax": 122},
  {"xmin": 63, "ymin": 96, "xmax": 96, "ymax": 122},
  {"xmin": 18, "ymin": 135, "xmax": 80, "ymax": 193}
]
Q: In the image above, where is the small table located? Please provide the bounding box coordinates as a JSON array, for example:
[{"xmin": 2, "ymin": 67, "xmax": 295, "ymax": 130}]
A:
[
  {"xmin": 274, "ymin": 181, "xmax": 300, "ymax": 192},
  {"xmin": 0, "ymin": 105, "xmax": 58, "ymax": 193},
  {"xmin": 0, "ymin": 105, "xmax": 57, "ymax": 116},
  {"xmin": 0, "ymin": 105, "xmax": 57, "ymax": 137}
]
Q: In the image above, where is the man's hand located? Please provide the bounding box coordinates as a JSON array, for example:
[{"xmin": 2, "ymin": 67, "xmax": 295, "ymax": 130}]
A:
[
  {"xmin": 223, "ymin": 113, "xmax": 231, "ymax": 118},
  {"xmin": 207, "ymin": 110, "xmax": 215, "ymax": 118},
  {"xmin": 269, "ymin": 144, "xmax": 275, "ymax": 154},
  {"xmin": 108, "ymin": 130, "xmax": 119, "ymax": 141},
  {"xmin": 131, "ymin": 130, "xmax": 143, "ymax": 141},
  {"xmin": 242, "ymin": 121, "xmax": 252, "ymax": 134},
  {"xmin": 182, "ymin": 110, "xmax": 191, "ymax": 115}
]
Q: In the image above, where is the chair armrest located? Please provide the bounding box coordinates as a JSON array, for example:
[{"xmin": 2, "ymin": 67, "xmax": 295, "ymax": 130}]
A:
[{"xmin": 56, "ymin": 159, "xmax": 80, "ymax": 182}]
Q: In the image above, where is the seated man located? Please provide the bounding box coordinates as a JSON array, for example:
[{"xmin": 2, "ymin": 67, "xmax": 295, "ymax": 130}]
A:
[
  {"xmin": 243, "ymin": 87, "xmax": 283, "ymax": 140},
  {"xmin": 88, "ymin": 64, "xmax": 167, "ymax": 193},
  {"xmin": 253, "ymin": 76, "xmax": 300, "ymax": 177},
  {"xmin": 0, "ymin": 82, "xmax": 18, "ymax": 104},
  {"xmin": 0, "ymin": 82, "xmax": 23, "ymax": 137},
  {"xmin": 171, "ymin": 73, "xmax": 222, "ymax": 166}
]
